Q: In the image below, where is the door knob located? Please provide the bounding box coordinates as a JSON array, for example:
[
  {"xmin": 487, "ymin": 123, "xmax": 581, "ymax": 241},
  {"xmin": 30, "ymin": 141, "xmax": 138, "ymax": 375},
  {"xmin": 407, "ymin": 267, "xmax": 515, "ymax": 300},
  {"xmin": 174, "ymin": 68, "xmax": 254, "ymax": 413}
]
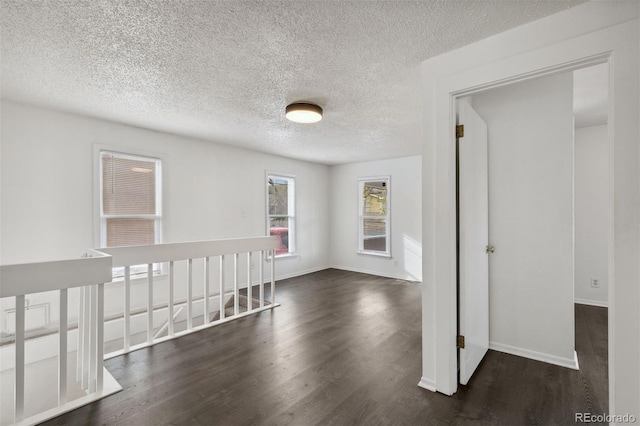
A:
[{"xmin": 486, "ymin": 245, "xmax": 495, "ymax": 254}]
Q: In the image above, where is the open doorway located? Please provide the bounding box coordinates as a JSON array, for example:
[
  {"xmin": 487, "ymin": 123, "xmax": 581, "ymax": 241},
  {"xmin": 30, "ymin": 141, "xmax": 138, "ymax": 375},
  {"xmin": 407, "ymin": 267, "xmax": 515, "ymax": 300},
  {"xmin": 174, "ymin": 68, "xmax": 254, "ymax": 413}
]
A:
[
  {"xmin": 455, "ymin": 63, "xmax": 609, "ymax": 410},
  {"xmin": 457, "ymin": 70, "xmax": 578, "ymax": 378},
  {"xmin": 573, "ymin": 63, "xmax": 609, "ymax": 308},
  {"xmin": 421, "ymin": 9, "xmax": 637, "ymax": 414},
  {"xmin": 572, "ymin": 62, "xmax": 610, "ymax": 411}
]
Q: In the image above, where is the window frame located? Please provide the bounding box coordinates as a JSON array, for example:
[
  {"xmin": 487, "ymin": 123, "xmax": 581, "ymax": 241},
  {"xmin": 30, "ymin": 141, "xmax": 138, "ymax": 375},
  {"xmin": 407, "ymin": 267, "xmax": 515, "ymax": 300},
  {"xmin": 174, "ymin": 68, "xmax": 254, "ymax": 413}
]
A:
[
  {"xmin": 357, "ymin": 176, "xmax": 391, "ymax": 257},
  {"xmin": 266, "ymin": 172, "xmax": 296, "ymax": 259},
  {"xmin": 95, "ymin": 145, "xmax": 164, "ymax": 280}
]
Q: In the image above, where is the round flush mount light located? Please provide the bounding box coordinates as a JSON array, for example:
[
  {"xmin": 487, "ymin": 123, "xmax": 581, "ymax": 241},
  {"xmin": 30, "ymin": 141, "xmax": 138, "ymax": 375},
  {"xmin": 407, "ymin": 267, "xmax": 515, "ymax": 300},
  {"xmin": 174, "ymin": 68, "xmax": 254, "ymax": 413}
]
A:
[{"xmin": 285, "ymin": 102, "xmax": 323, "ymax": 123}]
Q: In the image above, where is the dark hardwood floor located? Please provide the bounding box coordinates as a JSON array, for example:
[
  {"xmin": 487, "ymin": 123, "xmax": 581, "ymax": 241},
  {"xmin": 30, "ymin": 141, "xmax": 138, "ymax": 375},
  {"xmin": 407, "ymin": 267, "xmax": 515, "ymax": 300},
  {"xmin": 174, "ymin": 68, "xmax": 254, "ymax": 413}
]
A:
[{"xmin": 43, "ymin": 269, "xmax": 608, "ymax": 426}]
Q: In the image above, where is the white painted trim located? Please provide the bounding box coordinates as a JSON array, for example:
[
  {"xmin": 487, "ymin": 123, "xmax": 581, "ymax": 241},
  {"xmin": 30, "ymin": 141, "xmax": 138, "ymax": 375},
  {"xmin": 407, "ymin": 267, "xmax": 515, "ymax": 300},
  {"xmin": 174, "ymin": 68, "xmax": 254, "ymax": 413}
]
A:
[
  {"xmin": 418, "ymin": 377, "xmax": 436, "ymax": 392},
  {"xmin": 357, "ymin": 176, "xmax": 391, "ymax": 257},
  {"xmin": 489, "ymin": 342, "xmax": 579, "ymax": 371},
  {"xmin": 356, "ymin": 250, "xmax": 391, "ymax": 259},
  {"xmin": 271, "ymin": 253, "xmax": 299, "ymax": 261},
  {"xmin": 574, "ymin": 298, "xmax": 609, "ymax": 308},
  {"xmin": 93, "ymin": 143, "xmax": 167, "ymax": 249},
  {"xmin": 273, "ymin": 265, "xmax": 330, "ymax": 282},
  {"xmin": 0, "ymin": 252, "xmax": 112, "ymax": 297},
  {"xmin": 96, "ymin": 236, "xmax": 279, "ymax": 266},
  {"xmin": 265, "ymin": 171, "xmax": 297, "ymax": 256},
  {"xmin": 424, "ymin": 14, "xmax": 638, "ymax": 405},
  {"xmin": 13, "ymin": 368, "xmax": 121, "ymax": 426},
  {"xmin": 330, "ymin": 265, "xmax": 420, "ymax": 282}
]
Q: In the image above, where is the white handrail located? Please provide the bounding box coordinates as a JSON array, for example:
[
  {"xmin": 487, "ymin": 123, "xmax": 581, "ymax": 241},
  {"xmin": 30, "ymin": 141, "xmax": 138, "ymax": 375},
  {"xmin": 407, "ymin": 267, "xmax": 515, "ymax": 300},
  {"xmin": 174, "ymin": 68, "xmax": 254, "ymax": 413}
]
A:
[
  {"xmin": 95, "ymin": 236, "xmax": 279, "ymax": 267},
  {"xmin": 0, "ymin": 253, "xmax": 113, "ymax": 424},
  {"xmin": 0, "ymin": 252, "xmax": 112, "ymax": 298}
]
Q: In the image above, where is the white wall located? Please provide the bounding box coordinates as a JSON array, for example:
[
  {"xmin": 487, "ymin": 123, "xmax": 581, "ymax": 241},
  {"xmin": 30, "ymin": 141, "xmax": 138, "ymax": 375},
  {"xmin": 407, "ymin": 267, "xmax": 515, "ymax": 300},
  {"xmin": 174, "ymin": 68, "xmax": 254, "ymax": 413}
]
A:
[
  {"xmin": 329, "ymin": 156, "xmax": 422, "ymax": 281},
  {"xmin": 574, "ymin": 124, "xmax": 609, "ymax": 307},
  {"xmin": 419, "ymin": 1, "xmax": 638, "ymax": 415},
  {"xmin": 1, "ymin": 101, "xmax": 329, "ymax": 271},
  {"xmin": 470, "ymin": 72, "xmax": 576, "ymax": 366},
  {"xmin": 1, "ymin": 101, "xmax": 331, "ymax": 329}
]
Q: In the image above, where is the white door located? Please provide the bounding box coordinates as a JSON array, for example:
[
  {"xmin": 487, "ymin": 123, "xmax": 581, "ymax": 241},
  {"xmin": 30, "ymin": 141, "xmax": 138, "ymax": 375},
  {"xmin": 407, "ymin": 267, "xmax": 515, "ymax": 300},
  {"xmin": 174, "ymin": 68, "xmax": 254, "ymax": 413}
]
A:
[{"xmin": 458, "ymin": 99, "xmax": 490, "ymax": 385}]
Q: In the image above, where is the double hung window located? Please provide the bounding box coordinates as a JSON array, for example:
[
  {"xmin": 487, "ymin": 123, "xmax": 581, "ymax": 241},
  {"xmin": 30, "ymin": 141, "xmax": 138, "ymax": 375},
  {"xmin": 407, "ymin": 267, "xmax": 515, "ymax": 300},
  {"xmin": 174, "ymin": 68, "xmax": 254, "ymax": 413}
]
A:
[
  {"xmin": 267, "ymin": 174, "xmax": 295, "ymax": 257},
  {"xmin": 358, "ymin": 177, "xmax": 390, "ymax": 256},
  {"xmin": 100, "ymin": 150, "xmax": 162, "ymax": 278}
]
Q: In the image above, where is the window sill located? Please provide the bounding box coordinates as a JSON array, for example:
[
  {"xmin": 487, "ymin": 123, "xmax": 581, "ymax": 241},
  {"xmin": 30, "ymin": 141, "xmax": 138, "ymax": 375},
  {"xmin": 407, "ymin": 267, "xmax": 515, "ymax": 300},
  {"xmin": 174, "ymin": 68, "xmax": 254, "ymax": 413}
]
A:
[
  {"xmin": 357, "ymin": 250, "xmax": 391, "ymax": 258},
  {"xmin": 268, "ymin": 253, "xmax": 299, "ymax": 261}
]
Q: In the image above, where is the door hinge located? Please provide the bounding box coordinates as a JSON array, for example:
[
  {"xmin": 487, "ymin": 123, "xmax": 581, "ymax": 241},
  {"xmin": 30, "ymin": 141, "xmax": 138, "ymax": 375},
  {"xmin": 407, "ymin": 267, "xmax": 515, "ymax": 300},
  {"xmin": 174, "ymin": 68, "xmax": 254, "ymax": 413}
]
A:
[
  {"xmin": 486, "ymin": 245, "xmax": 495, "ymax": 254},
  {"xmin": 457, "ymin": 335, "xmax": 465, "ymax": 349},
  {"xmin": 456, "ymin": 124, "xmax": 464, "ymax": 138}
]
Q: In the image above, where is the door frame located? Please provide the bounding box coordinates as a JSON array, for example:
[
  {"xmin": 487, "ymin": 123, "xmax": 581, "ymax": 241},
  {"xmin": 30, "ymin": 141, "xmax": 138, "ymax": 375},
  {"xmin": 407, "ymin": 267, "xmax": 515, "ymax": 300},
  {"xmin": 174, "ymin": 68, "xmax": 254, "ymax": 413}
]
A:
[{"xmin": 421, "ymin": 15, "xmax": 638, "ymax": 416}]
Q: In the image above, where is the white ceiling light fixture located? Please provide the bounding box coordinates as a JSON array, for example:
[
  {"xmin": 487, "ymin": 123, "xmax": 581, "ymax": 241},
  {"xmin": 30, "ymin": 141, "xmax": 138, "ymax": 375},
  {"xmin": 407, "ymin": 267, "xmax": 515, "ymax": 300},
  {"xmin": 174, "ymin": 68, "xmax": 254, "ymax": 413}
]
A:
[{"xmin": 285, "ymin": 103, "xmax": 323, "ymax": 124}]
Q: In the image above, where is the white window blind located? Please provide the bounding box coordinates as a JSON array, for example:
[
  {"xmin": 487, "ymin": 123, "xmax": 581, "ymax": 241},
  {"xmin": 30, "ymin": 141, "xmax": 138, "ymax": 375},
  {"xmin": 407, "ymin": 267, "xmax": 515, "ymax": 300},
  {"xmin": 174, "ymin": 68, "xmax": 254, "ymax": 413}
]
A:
[{"xmin": 100, "ymin": 151, "xmax": 162, "ymax": 279}]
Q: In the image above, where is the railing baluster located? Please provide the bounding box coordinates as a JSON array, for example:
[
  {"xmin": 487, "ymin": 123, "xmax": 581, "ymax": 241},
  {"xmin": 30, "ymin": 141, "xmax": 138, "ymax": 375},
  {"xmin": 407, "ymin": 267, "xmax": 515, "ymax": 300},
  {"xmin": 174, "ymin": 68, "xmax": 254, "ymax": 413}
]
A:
[
  {"xmin": 259, "ymin": 250, "xmax": 264, "ymax": 308},
  {"xmin": 204, "ymin": 257, "xmax": 210, "ymax": 324},
  {"xmin": 97, "ymin": 283, "xmax": 104, "ymax": 392},
  {"xmin": 233, "ymin": 253, "xmax": 239, "ymax": 316},
  {"xmin": 270, "ymin": 249, "xmax": 276, "ymax": 305},
  {"xmin": 0, "ymin": 252, "xmax": 112, "ymax": 422},
  {"xmin": 76, "ymin": 287, "xmax": 84, "ymax": 382},
  {"xmin": 2, "ymin": 237, "xmax": 281, "ymax": 423},
  {"xmin": 82, "ymin": 285, "xmax": 91, "ymax": 390},
  {"xmin": 15, "ymin": 294, "xmax": 25, "ymax": 422},
  {"xmin": 124, "ymin": 266, "xmax": 131, "ymax": 352},
  {"xmin": 187, "ymin": 259, "xmax": 193, "ymax": 329},
  {"xmin": 219, "ymin": 255, "xmax": 225, "ymax": 320},
  {"xmin": 247, "ymin": 252, "xmax": 252, "ymax": 312},
  {"xmin": 59, "ymin": 289, "xmax": 68, "ymax": 406},
  {"xmin": 89, "ymin": 285, "xmax": 97, "ymax": 393},
  {"xmin": 147, "ymin": 263, "xmax": 153, "ymax": 343},
  {"xmin": 168, "ymin": 261, "xmax": 174, "ymax": 336}
]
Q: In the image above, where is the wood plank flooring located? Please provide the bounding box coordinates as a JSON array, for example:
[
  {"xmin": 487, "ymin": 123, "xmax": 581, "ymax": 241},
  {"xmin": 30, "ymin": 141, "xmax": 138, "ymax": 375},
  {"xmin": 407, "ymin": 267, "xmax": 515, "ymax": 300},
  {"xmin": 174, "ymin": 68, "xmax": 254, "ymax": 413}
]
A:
[{"xmin": 43, "ymin": 269, "xmax": 608, "ymax": 425}]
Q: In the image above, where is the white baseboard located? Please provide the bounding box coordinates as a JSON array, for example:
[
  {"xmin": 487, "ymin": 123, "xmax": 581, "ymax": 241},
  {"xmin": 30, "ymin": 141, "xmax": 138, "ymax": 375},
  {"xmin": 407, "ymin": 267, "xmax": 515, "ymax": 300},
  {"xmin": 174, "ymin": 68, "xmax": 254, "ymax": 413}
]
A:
[
  {"xmin": 417, "ymin": 376, "xmax": 436, "ymax": 392},
  {"xmin": 489, "ymin": 341, "xmax": 579, "ymax": 370},
  {"xmin": 329, "ymin": 265, "xmax": 421, "ymax": 282},
  {"xmin": 274, "ymin": 265, "xmax": 330, "ymax": 282},
  {"xmin": 574, "ymin": 298, "xmax": 608, "ymax": 308}
]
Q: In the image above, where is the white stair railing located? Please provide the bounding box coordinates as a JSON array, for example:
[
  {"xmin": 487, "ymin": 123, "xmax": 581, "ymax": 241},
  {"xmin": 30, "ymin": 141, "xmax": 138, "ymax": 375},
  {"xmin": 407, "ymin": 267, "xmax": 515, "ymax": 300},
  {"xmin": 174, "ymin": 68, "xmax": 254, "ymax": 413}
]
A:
[
  {"xmin": 94, "ymin": 236, "xmax": 280, "ymax": 357},
  {"xmin": 0, "ymin": 236, "xmax": 279, "ymax": 425},
  {"xmin": 0, "ymin": 251, "xmax": 118, "ymax": 425}
]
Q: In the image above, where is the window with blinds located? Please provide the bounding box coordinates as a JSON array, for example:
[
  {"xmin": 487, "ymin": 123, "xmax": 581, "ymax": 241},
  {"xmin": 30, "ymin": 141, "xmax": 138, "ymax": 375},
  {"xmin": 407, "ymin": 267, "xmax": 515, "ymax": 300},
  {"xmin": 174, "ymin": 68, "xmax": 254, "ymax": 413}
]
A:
[{"xmin": 100, "ymin": 150, "xmax": 162, "ymax": 278}]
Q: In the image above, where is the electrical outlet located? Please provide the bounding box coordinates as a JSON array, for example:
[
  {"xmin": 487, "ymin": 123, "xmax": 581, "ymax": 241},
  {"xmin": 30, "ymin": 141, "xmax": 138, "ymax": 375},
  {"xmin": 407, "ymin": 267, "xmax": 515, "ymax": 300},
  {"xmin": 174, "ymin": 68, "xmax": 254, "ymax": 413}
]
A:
[
  {"xmin": 394, "ymin": 260, "xmax": 399, "ymax": 267},
  {"xmin": 591, "ymin": 278, "xmax": 599, "ymax": 288}
]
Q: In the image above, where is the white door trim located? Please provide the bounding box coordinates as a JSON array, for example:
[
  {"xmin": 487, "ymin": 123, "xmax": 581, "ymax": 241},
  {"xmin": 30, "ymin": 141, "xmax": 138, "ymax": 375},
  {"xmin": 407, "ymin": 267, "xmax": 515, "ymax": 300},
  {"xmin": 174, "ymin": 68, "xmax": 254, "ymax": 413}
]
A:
[{"xmin": 421, "ymin": 15, "xmax": 639, "ymax": 418}]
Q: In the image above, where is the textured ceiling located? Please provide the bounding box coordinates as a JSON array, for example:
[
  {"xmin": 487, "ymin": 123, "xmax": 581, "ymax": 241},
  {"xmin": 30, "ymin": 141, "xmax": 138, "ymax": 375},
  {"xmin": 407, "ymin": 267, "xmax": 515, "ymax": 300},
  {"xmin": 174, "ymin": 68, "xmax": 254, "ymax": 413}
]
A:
[{"xmin": 1, "ymin": 0, "xmax": 586, "ymax": 165}]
